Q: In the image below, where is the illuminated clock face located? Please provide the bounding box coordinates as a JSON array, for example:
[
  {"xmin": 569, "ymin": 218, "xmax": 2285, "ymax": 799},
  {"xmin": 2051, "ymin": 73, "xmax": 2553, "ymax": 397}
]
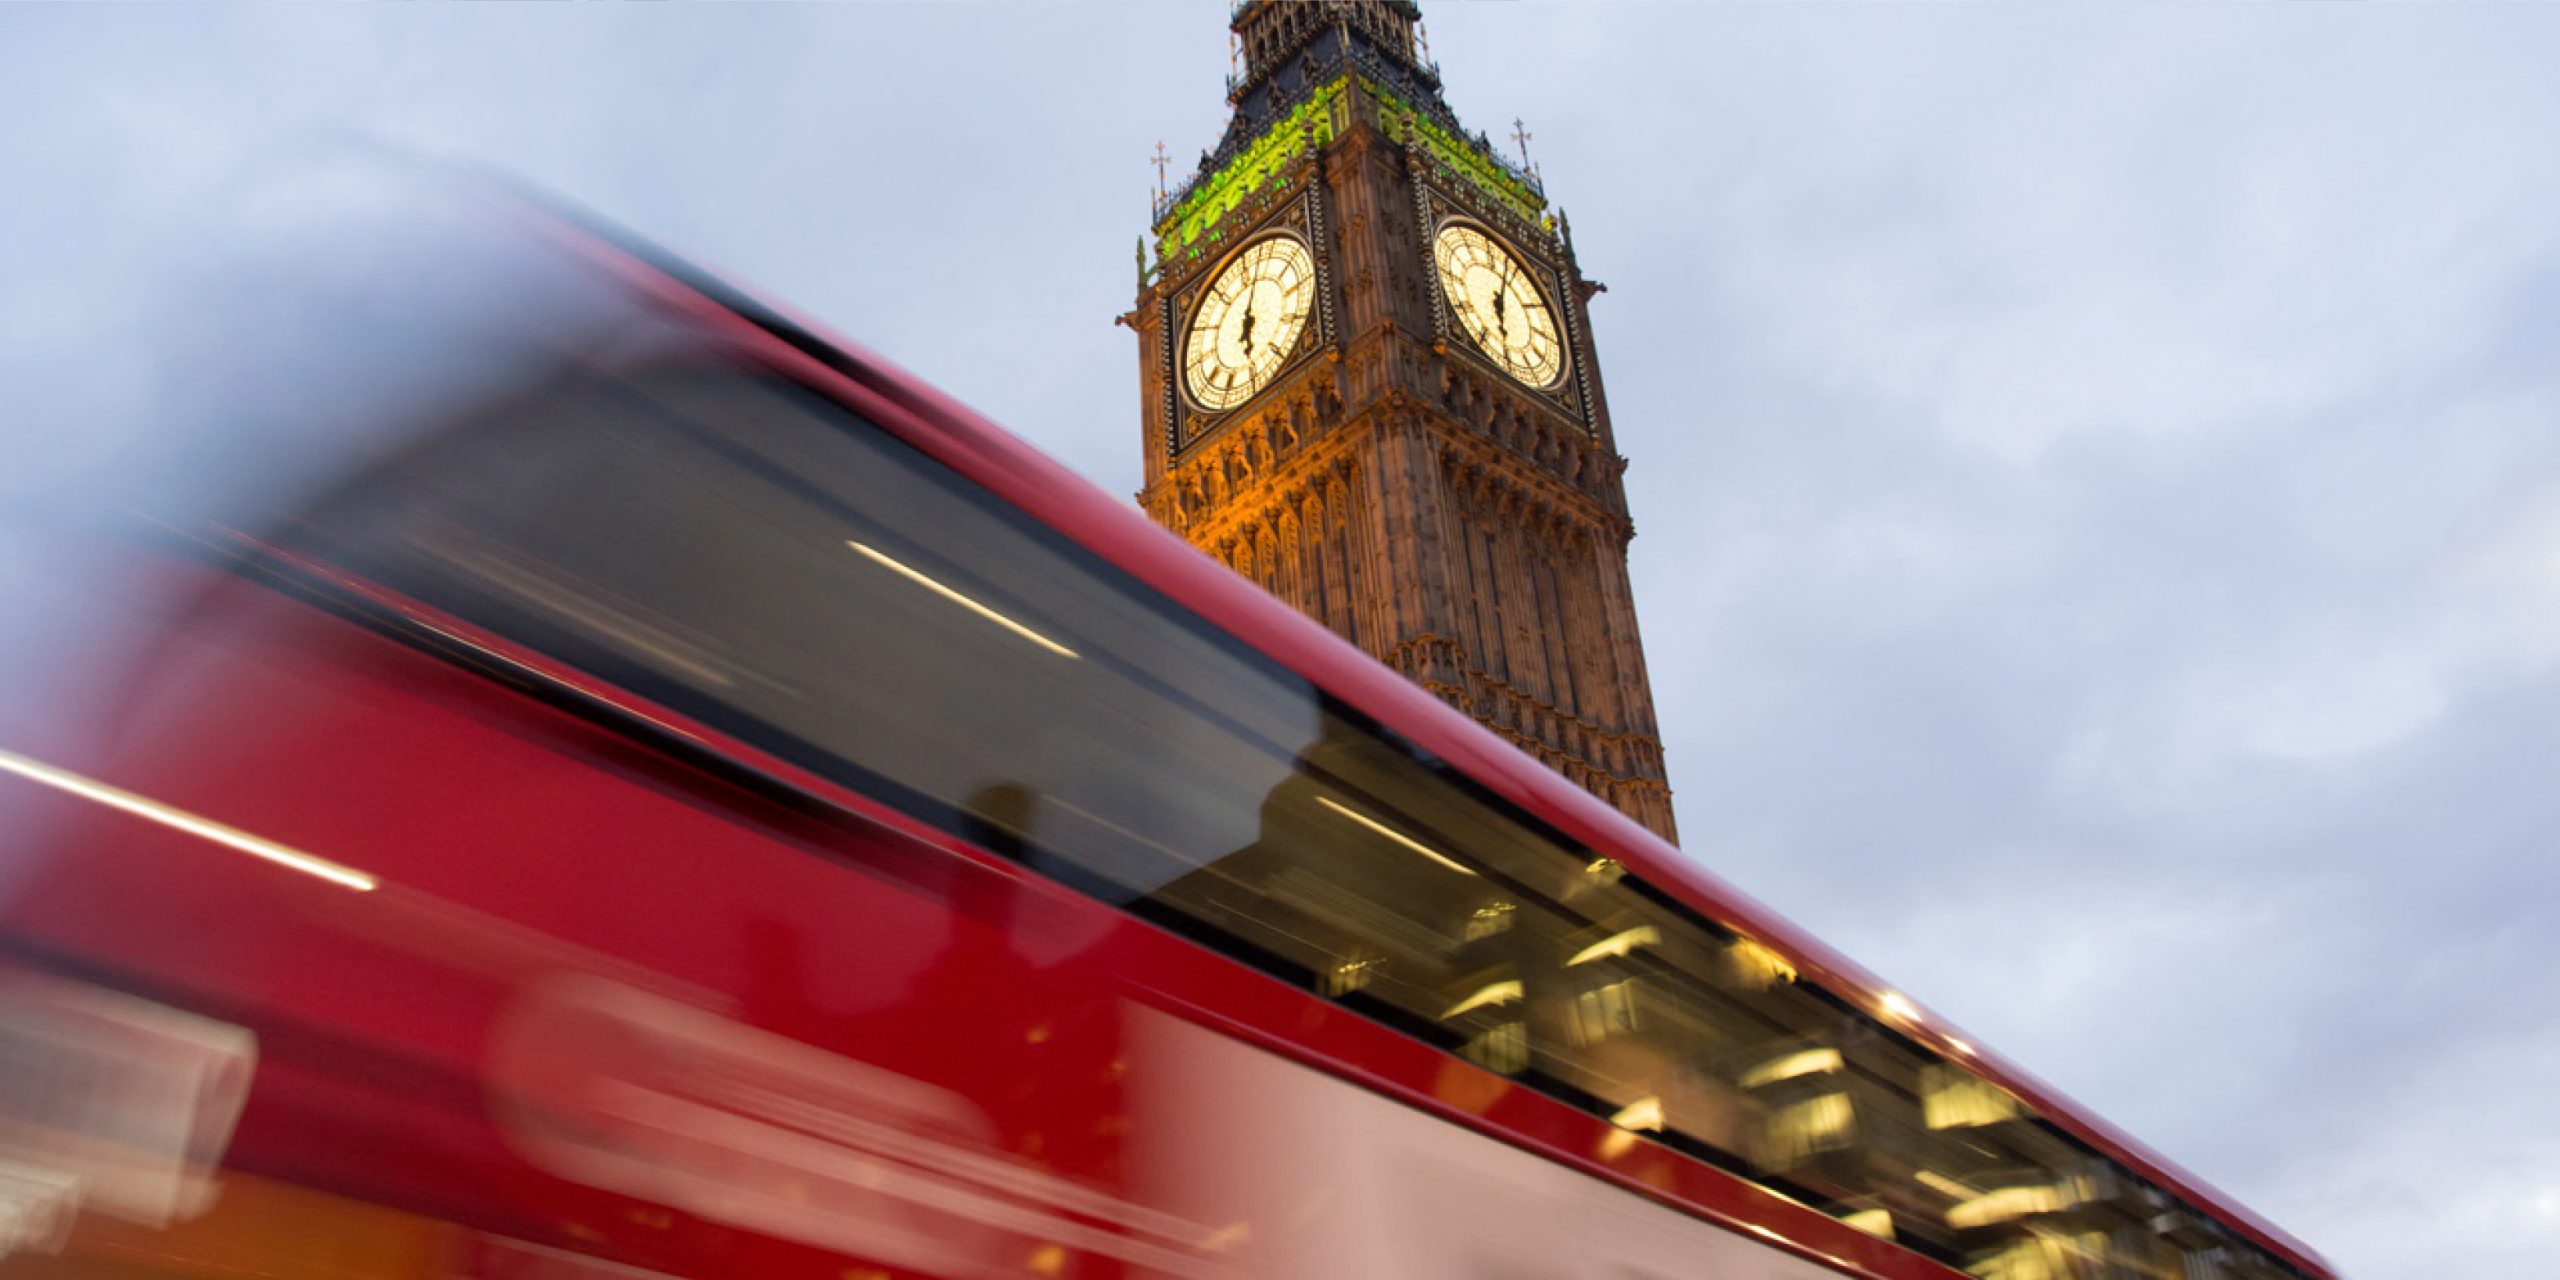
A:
[
  {"xmin": 1433, "ymin": 224, "xmax": 1566, "ymax": 388},
  {"xmin": 1182, "ymin": 236, "xmax": 1316, "ymax": 412}
]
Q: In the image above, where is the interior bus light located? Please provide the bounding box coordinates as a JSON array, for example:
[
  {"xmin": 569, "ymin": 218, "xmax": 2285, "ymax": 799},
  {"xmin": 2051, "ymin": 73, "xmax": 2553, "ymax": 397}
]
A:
[
  {"xmin": 1947, "ymin": 1177, "xmax": 2094, "ymax": 1229},
  {"xmin": 0, "ymin": 748, "xmax": 379, "ymax": 893},
  {"xmin": 1314, "ymin": 796, "xmax": 1475, "ymax": 875},
  {"xmin": 1839, "ymin": 1209, "xmax": 1896, "ymax": 1241},
  {"xmin": 1738, "ymin": 1047, "xmax": 1844, "ymax": 1090},
  {"xmin": 1921, "ymin": 1061, "xmax": 2020, "ymax": 1129},
  {"xmin": 1440, "ymin": 980, "xmax": 1522, "ymax": 1020},
  {"xmin": 1969, "ymin": 1232, "xmax": 2112, "ymax": 1277},
  {"xmin": 1596, "ymin": 1095, "xmax": 1663, "ymax": 1160},
  {"xmin": 1726, "ymin": 937, "xmax": 1798, "ymax": 988},
  {"xmin": 1566, "ymin": 926, "xmax": 1660, "ymax": 967},
  {"xmin": 1464, "ymin": 901, "xmax": 1516, "ymax": 941},
  {"xmin": 1608, "ymin": 1096, "xmax": 1665, "ymax": 1132},
  {"xmin": 844, "ymin": 540, "xmax": 1079, "ymax": 659}
]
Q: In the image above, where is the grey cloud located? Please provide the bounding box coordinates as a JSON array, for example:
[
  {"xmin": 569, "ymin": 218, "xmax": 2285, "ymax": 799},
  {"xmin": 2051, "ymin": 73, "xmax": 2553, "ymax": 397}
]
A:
[{"xmin": 7, "ymin": 5, "xmax": 2557, "ymax": 1276}]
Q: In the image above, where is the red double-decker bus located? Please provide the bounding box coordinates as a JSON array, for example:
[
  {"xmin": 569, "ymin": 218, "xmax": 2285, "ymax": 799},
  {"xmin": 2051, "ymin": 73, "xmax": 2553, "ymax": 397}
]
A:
[{"xmin": 0, "ymin": 181, "xmax": 2329, "ymax": 1280}]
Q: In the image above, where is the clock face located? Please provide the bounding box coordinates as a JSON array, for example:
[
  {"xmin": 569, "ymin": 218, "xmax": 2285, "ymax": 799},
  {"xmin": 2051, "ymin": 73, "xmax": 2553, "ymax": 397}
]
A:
[
  {"xmin": 1432, "ymin": 224, "xmax": 1566, "ymax": 388},
  {"xmin": 1182, "ymin": 235, "xmax": 1317, "ymax": 412}
]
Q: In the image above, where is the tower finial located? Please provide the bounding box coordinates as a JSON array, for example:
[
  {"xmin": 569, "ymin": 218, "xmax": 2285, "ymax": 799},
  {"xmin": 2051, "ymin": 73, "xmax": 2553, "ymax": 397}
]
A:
[
  {"xmin": 1510, "ymin": 117, "xmax": 1535, "ymax": 170},
  {"xmin": 1151, "ymin": 140, "xmax": 1172, "ymax": 203}
]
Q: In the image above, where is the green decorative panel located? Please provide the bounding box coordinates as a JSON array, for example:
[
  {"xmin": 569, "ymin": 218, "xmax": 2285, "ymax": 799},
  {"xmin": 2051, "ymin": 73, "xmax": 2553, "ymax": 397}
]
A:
[
  {"xmin": 1153, "ymin": 73, "xmax": 1554, "ymax": 262},
  {"xmin": 1361, "ymin": 80, "xmax": 1548, "ymax": 230},
  {"xmin": 1156, "ymin": 80, "xmax": 1348, "ymax": 261}
]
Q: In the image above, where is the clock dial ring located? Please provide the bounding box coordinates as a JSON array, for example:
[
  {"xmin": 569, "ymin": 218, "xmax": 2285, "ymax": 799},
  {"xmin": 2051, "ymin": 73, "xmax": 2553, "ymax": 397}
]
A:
[
  {"xmin": 1432, "ymin": 222, "xmax": 1567, "ymax": 390},
  {"xmin": 1181, "ymin": 234, "xmax": 1318, "ymax": 413}
]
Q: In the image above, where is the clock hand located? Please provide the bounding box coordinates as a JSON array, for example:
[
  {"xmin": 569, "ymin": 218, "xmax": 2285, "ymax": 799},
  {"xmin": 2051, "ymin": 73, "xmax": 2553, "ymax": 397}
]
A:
[{"xmin": 1493, "ymin": 286, "xmax": 1509, "ymax": 337}]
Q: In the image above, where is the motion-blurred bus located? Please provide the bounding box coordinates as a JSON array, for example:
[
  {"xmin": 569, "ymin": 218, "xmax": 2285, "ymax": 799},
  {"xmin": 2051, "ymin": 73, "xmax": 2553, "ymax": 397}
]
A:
[{"xmin": 0, "ymin": 178, "xmax": 2329, "ymax": 1280}]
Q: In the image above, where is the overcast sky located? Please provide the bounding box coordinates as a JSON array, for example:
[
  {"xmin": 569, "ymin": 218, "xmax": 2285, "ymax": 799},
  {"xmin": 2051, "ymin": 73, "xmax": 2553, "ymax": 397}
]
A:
[{"xmin": 7, "ymin": 4, "xmax": 2558, "ymax": 1277}]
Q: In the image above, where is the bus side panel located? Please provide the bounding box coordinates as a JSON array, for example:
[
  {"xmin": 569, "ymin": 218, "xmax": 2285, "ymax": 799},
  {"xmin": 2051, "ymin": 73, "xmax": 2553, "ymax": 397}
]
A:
[
  {"xmin": 0, "ymin": 555, "xmax": 1169, "ymax": 1279},
  {"xmin": 0, "ymin": 553, "xmax": 1940, "ymax": 1280}
]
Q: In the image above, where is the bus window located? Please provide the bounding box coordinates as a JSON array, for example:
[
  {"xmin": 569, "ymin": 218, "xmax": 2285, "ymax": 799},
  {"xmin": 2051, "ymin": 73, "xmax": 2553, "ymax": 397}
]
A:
[{"xmin": 282, "ymin": 359, "xmax": 1316, "ymax": 904}]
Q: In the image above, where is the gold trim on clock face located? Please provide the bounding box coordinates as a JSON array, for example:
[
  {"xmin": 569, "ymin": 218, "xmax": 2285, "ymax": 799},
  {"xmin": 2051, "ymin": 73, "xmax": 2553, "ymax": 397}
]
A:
[
  {"xmin": 1182, "ymin": 235, "xmax": 1316, "ymax": 412},
  {"xmin": 1433, "ymin": 223, "xmax": 1566, "ymax": 389}
]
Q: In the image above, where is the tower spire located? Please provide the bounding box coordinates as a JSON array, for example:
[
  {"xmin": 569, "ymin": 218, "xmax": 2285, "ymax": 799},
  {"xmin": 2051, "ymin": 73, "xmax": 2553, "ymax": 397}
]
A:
[{"xmin": 1222, "ymin": 1, "xmax": 1441, "ymax": 144}]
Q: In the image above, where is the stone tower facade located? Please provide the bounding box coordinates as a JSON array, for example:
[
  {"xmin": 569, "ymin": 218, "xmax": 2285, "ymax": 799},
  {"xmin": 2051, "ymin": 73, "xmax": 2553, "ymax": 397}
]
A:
[{"xmin": 1128, "ymin": 0, "xmax": 1677, "ymax": 842}]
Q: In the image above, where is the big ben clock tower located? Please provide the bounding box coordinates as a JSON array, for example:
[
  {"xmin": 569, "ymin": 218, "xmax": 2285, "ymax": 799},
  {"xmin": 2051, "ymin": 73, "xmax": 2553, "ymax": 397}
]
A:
[{"xmin": 1129, "ymin": 0, "xmax": 1678, "ymax": 843}]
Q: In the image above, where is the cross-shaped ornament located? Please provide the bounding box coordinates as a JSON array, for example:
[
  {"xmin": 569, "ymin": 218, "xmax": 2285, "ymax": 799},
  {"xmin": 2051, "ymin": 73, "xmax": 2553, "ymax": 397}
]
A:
[
  {"xmin": 1510, "ymin": 118, "xmax": 1534, "ymax": 169},
  {"xmin": 1151, "ymin": 141, "xmax": 1172, "ymax": 199}
]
